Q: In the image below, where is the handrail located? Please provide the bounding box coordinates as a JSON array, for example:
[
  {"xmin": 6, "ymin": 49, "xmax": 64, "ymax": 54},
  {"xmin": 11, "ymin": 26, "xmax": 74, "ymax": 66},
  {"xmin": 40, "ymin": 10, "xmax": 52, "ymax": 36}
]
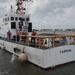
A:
[
  {"xmin": 19, "ymin": 34, "xmax": 75, "ymax": 38},
  {"xmin": 19, "ymin": 34, "xmax": 75, "ymax": 48}
]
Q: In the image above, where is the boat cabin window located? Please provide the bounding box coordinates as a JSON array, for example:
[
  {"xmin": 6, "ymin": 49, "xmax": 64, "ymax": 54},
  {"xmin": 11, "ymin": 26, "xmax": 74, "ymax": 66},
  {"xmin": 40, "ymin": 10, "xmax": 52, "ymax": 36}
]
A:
[
  {"xmin": 19, "ymin": 17, "xmax": 25, "ymax": 21},
  {"xmin": 15, "ymin": 17, "xmax": 18, "ymax": 21},
  {"xmin": 4, "ymin": 17, "xmax": 9, "ymax": 22},
  {"xmin": 5, "ymin": 18, "xmax": 7, "ymax": 22},
  {"xmin": 3, "ymin": 19, "xmax": 4, "ymax": 22},
  {"xmin": 22, "ymin": 18, "xmax": 25, "ymax": 21},
  {"xmin": 8, "ymin": 17, "xmax": 9, "ymax": 21},
  {"xmin": 19, "ymin": 17, "xmax": 21, "ymax": 21},
  {"xmin": 11, "ymin": 22, "xmax": 16, "ymax": 29},
  {"xmin": 19, "ymin": 22, "xmax": 23, "ymax": 26},
  {"xmin": 11, "ymin": 17, "xmax": 14, "ymax": 21},
  {"xmin": 26, "ymin": 17, "xmax": 29, "ymax": 21}
]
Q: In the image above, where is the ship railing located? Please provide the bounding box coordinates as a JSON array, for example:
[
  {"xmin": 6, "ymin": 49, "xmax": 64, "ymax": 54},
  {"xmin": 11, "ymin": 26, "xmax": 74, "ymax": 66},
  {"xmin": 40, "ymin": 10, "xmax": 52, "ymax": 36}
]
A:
[{"xmin": 19, "ymin": 34, "xmax": 75, "ymax": 48}]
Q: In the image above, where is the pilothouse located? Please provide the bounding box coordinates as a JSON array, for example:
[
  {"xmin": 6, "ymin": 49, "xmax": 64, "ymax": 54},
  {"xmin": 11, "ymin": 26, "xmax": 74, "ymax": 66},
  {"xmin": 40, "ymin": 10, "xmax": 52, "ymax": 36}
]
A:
[{"xmin": 1, "ymin": 0, "xmax": 32, "ymax": 38}]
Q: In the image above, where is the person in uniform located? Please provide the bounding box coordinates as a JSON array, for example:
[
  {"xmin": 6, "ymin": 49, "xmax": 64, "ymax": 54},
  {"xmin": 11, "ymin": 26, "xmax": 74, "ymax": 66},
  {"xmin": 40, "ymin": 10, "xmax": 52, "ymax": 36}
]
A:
[
  {"xmin": 22, "ymin": 30, "xmax": 27, "ymax": 43},
  {"xmin": 19, "ymin": 22, "xmax": 23, "ymax": 31},
  {"xmin": 16, "ymin": 29, "xmax": 20, "ymax": 41},
  {"xmin": 31, "ymin": 30, "xmax": 36, "ymax": 45},
  {"xmin": 7, "ymin": 30, "xmax": 12, "ymax": 41}
]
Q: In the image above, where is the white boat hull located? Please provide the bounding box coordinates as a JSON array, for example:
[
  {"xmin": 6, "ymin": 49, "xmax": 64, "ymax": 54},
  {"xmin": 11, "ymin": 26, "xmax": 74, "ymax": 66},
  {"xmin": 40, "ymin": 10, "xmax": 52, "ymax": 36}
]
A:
[{"xmin": 0, "ymin": 39, "xmax": 75, "ymax": 69}]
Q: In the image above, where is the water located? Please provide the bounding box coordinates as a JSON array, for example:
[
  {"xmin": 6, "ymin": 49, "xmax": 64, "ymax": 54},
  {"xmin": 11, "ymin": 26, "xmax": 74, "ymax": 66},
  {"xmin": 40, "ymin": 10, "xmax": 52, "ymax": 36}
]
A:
[{"xmin": 0, "ymin": 49, "xmax": 75, "ymax": 75}]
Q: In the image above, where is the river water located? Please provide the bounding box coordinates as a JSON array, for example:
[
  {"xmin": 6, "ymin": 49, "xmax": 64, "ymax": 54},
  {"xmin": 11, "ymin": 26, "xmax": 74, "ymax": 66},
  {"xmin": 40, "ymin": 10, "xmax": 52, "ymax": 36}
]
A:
[{"xmin": 0, "ymin": 49, "xmax": 75, "ymax": 75}]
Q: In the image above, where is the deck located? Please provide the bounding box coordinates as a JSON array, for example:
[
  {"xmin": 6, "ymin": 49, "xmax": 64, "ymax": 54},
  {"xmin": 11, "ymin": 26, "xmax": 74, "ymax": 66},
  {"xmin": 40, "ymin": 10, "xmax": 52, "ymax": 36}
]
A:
[{"xmin": 0, "ymin": 33, "xmax": 75, "ymax": 49}]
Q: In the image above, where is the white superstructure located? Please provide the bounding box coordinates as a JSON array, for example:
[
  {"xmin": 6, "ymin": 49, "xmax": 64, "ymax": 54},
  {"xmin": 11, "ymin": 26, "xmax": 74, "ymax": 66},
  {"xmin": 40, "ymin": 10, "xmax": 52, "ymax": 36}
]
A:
[{"xmin": 0, "ymin": 0, "xmax": 32, "ymax": 38}]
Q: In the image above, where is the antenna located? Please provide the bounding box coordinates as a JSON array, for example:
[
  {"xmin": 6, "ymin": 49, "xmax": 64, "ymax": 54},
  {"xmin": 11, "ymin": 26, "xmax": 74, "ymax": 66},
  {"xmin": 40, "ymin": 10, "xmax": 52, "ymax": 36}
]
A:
[{"xmin": 10, "ymin": 5, "xmax": 13, "ymax": 13}]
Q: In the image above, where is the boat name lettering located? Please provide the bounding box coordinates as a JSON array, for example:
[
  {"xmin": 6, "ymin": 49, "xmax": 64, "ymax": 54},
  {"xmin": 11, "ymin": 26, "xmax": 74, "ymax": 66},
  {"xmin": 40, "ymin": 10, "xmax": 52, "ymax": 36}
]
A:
[{"xmin": 60, "ymin": 49, "xmax": 71, "ymax": 54}]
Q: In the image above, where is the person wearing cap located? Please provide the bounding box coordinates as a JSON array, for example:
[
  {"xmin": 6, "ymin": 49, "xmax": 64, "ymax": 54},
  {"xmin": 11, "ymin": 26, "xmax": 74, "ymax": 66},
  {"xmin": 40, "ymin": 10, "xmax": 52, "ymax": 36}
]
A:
[
  {"xmin": 31, "ymin": 30, "xmax": 36, "ymax": 45},
  {"xmin": 19, "ymin": 22, "xmax": 23, "ymax": 31},
  {"xmin": 22, "ymin": 30, "xmax": 27, "ymax": 43},
  {"xmin": 7, "ymin": 30, "xmax": 12, "ymax": 41}
]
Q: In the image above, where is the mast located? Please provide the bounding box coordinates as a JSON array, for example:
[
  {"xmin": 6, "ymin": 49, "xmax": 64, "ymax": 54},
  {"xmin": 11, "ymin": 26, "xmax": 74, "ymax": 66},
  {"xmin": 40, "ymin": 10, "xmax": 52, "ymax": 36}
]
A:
[
  {"xmin": 16, "ymin": 0, "xmax": 33, "ymax": 14},
  {"xmin": 16, "ymin": 0, "xmax": 26, "ymax": 14}
]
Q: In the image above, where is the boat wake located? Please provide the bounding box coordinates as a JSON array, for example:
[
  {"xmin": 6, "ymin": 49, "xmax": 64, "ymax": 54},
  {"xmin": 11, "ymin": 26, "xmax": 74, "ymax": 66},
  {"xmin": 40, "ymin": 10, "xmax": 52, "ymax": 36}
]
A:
[{"xmin": 10, "ymin": 54, "xmax": 16, "ymax": 63}]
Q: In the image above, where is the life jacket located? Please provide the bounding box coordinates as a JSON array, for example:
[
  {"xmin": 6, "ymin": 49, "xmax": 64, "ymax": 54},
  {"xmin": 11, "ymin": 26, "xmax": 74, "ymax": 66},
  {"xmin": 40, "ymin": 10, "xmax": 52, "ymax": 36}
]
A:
[
  {"xmin": 22, "ymin": 32, "xmax": 27, "ymax": 35},
  {"xmin": 32, "ymin": 31, "xmax": 36, "ymax": 36},
  {"xmin": 7, "ymin": 31, "xmax": 12, "ymax": 35},
  {"xmin": 19, "ymin": 22, "xmax": 22, "ymax": 26},
  {"xmin": 37, "ymin": 38, "xmax": 39, "ymax": 41}
]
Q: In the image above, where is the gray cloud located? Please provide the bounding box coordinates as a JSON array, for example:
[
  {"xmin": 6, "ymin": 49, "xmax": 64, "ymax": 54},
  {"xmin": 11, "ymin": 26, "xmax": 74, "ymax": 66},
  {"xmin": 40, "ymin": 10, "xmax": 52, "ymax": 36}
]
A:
[
  {"xmin": 30, "ymin": 0, "xmax": 75, "ymax": 29},
  {"xmin": 0, "ymin": 0, "xmax": 75, "ymax": 29},
  {"xmin": 0, "ymin": 0, "xmax": 15, "ymax": 16}
]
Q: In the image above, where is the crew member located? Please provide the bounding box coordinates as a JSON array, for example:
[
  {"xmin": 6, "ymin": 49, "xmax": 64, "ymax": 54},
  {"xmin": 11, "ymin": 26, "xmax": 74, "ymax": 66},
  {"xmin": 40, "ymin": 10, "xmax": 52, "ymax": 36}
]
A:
[
  {"xmin": 16, "ymin": 29, "xmax": 23, "ymax": 42},
  {"xmin": 19, "ymin": 22, "xmax": 23, "ymax": 31},
  {"xmin": 31, "ymin": 30, "xmax": 36, "ymax": 45},
  {"xmin": 7, "ymin": 30, "xmax": 12, "ymax": 41},
  {"xmin": 16, "ymin": 29, "xmax": 20, "ymax": 41},
  {"xmin": 22, "ymin": 30, "xmax": 27, "ymax": 43}
]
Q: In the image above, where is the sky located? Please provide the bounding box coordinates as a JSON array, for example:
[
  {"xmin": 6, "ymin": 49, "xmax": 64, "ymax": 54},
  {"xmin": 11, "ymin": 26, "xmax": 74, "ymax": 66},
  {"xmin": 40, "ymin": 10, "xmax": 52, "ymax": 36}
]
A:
[{"xmin": 0, "ymin": 0, "xmax": 75, "ymax": 29}]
